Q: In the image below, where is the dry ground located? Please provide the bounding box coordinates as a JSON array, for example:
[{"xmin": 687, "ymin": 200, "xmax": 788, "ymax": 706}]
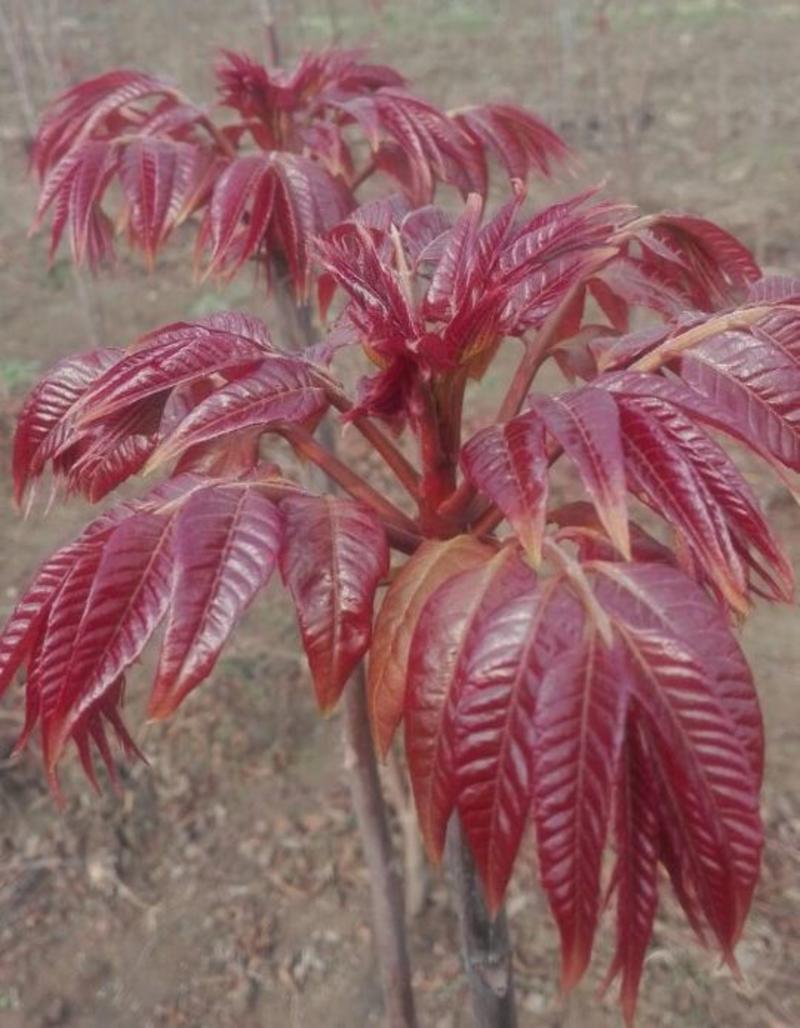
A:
[{"xmin": 1, "ymin": 2, "xmax": 799, "ymax": 1025}]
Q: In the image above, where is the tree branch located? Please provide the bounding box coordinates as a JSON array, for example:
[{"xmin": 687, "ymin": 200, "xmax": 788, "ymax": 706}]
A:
[
  {"xmin": 343, "ymin": 665, "xmax": 418, "ymax": 1028},
  {"xmin": 324, "ymin": 389, "xmax": 421, "ymax": 502},
  {"xmin": 199, "ymin": 115, "xmax": 237, "ymax": 158},
  {"xmin": 497, "ymin": 281, "xmax": 589, "ymax": 424},
  {"xmin": 446, "ymin": 816, "xmax": 517, "ymax": 1028},
  {"xmin": 284, "ymin": 426, "xmax": 420, "ymax": 536}
]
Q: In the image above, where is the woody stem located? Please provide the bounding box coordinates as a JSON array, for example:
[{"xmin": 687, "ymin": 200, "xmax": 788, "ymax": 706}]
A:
[
  {"xmin": 343, "ymin": 665, "xmax": 418, "ymax": 1028},
  {"xmin": 446, "ymin": 818, "xmax": 517, "ymax": 1028}
]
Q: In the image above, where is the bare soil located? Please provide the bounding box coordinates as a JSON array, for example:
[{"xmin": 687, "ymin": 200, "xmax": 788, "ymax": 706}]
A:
[{"xmin": 1, "ymin": 2, "xmax": 799, "ymax": 1026}]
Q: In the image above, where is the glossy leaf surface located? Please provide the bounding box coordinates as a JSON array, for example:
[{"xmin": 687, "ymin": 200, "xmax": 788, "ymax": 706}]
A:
[
  {"xmin": 404, "ymin": 546, "xmax": 528, "ymax": 860},
  {"xmin": 530, "ymin": 387, "xmax": 630, "ymax": 557},
  {"xmin": 150, "ymin": 486, "xmax": 281, "ymax": 718},
  {"xmin": 8, "ymin": 43, "xmax": 800, "ymax": 1026},
  {"xmin": 531, "ymin": 629, "xmax": 628, "ymax": 990},
  {"xmin": 451, "ymin": 576, "xmax": 580, "ymax": 913},
  {"xmin": 368, "ymin": 535, "xmax": 492, "ymax": 758},
  {"xmin": 461, "ymin": 414, "xmax": 549, "ymax": 561},
  {"xmin": 279, "ymin": 495, "xmax": 389, "ymax": 711},
  {"xmin": 150, "ymin": 358, "xmax": 328, "ymax": 467}
]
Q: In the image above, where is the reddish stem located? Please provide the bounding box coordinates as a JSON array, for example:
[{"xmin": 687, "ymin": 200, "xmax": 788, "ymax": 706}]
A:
[
  {"xmin": 438, "ymin": 324, "xmax": 558, "ymax": 527},
  {"xmin": 412, "ymin": 381, "xmax": 459, "ymax": 536},
  {"xmin": 285, "ymin": 426, "xmax": 420, "ymax": 539},
  {"xmin": 353, "ymin": 418, "xmax": 421, "ymax": 500},
  {"xmin": 324, "ymin": 388, "xmax": 421, "ymax": 501},
  {"xmin": 350, "ymin": 157, "xmax": 378, "ymax": 192},
  {"xmin": 497, "ymin": 286, "xmax": 584, "ymax": 424},
  {"xmin": 199, "ymin": 115, "xmax": 237, "ymax": 159},
  {"xmin": 436, "ymin": 476, "xmax": 474, "ymax": 523},
  {"xmin": 472, "ymin": 503, "xmax": 505, "ymax": 539}
]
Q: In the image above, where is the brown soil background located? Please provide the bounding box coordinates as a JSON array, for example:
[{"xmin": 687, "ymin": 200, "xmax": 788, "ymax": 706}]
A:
[{"xmin": 0, "ymin": 2, "xmax": 799, "ymax": 1026}]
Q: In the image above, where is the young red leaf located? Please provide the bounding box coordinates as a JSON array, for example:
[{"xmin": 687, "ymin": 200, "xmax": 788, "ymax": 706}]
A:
[
  {"xmin": 215, "ymin": 48, "xmax": 405, "ymax": 136},
  {"xmin": 22, "ymin": 544, "xmax": 111, "ymax": 783},
  {"xmin": 48, "ymin": 393, "xmax": 164, "ymax": 504},
  {"xmin": 336, "ymin": 89, "xmax": 480, "ymax": 204},
  {"xmin": 461, "ymin": 414, "xmax": 549, "ymax": 562},
  {"xmin": 404, "ymin": 545, "xmax": 529, "ymax": 861},
  {"xmin": 149, "ymin": 358, "xmax": 328, "ymax": 468},
  {"xmin": 494, "ymin": 192, "xmax": 625, "ymax": 334},
  {"xmin": 279, "ymin": 495, "xmax": 389, "ymax": 712},
  {"xmin": 628, "ymin": 634, "xmax": 758, "ymax": 953},
  {"xmin": 74, "ymin": 317, "xmax": 272, "ymax": 425},
  {"xmin": 630, "ymin": 212, "xmax": 759, "ymax": 309},
  {"xmin": 650, "ymin": 758, "xmax": 710, "ymax": 943},
  {"xmin": 451, "ymin": 575, "xmax": 581, "ymax": 914},
  {"xmin": 674, "ymin": 324, "xmax": 800, "ymax": 471},
  {"xmin": 0, "ymin": 515, "xmax": 120, "ymax": 700},
  {"xmin": 40, "ymin": 511, "xmax": 175, "ymax": 768},
  {"xmin": 119, "ymin": 138, "xmax": 217, "ymax": 261},
  {"xmin": 615, "ymin": 389, "xmax": 792, "ymax": 606},
  {"xmin": 603, "ymin": 712, "xmax": 661, "ymax": 1026},
  {"xmin": 157, "ymin": 310, "xmax": 274, "ymax": 349},
  {"xmin": 30, "ymin": 68, "xmax": 223, "ymax": 270},
  {"xmin": 368, "ymin": 535, "xmax": 493, "ymax": 759},
  {"xmin": 588, "ymin": 255, "xmax": 688, "ymax": 329},
  {"xmin": 424, "ymin": 193, "xmax": 483, "ymax": 318},
  {"xmin": 531, "ymin": 387, "xmax": 630, "ymax": 557},
  {"xmin": 747, "ymin": 276, "xmax": 800, "ymax": 304},
  {"xmin": 269, "ymin": 154, "xmax": 353, "ymax": 294},
  {"xmin": 200, "ymin": 154, "xmax": 278, "ymax": 279},
  {"xmin": 33, "ymin": 140, "xmax": 120, "ymax": 267},
  {"xmin": 751, "ymin": 305, "xmax": 800, "ymax": 362},
  {"xmin": 591, "ymin": 561, "xmax": 763, "ymax": 953},
  {"xmin": 453, "ymin": 103, "xmax": 570, "ymax": 185},
  {"xmin": 470, "ymin": 186, "xmax": 528, "ymax": 286},
  {"xmin": 614, "ymin": 395, "xmax": 749, "ymax": 611},
  {"xmin": 531, "ymin": 628, "xmax": 629, "ymax": 991},
  {"xmin": 498, "ymin": 189, "xmax": 624, "ymax": 287},
  {"xmin": 314, "ymin": 219, "xmax": 422, "ymax": 355},
  {"xmin": 590, "ymin": 561, "xmax": 763, "ymax": 787},
  {"xmin": 60, "ymin": 422, "xmax": 159, "ymax": 502},
  {"xmin": 603, "ymin": 366, "xmax": 797, "ymax": 516},
  {"xmin": 400, "ymin": 203, "xmax": 451, "ymax": 264},
  {"xmin": 149, "ymin": 486, "xmax": 281, "ymax": 719},
  {"xmin": 12, "ymin": 348, "xmax": 121, "ymax": 503},
  {"xmin": 421, "ymin": 187, "xmax": 525, "ymax": 329},
  {"xmin": 32, "ymin": 69, "xmax": 181, "ymax": 178}
]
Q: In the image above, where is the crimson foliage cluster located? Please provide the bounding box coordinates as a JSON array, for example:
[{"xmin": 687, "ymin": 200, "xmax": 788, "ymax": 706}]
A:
[{"xmin": 3, "ymin": 46, "xmax": 800, "ymax": 1021}]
